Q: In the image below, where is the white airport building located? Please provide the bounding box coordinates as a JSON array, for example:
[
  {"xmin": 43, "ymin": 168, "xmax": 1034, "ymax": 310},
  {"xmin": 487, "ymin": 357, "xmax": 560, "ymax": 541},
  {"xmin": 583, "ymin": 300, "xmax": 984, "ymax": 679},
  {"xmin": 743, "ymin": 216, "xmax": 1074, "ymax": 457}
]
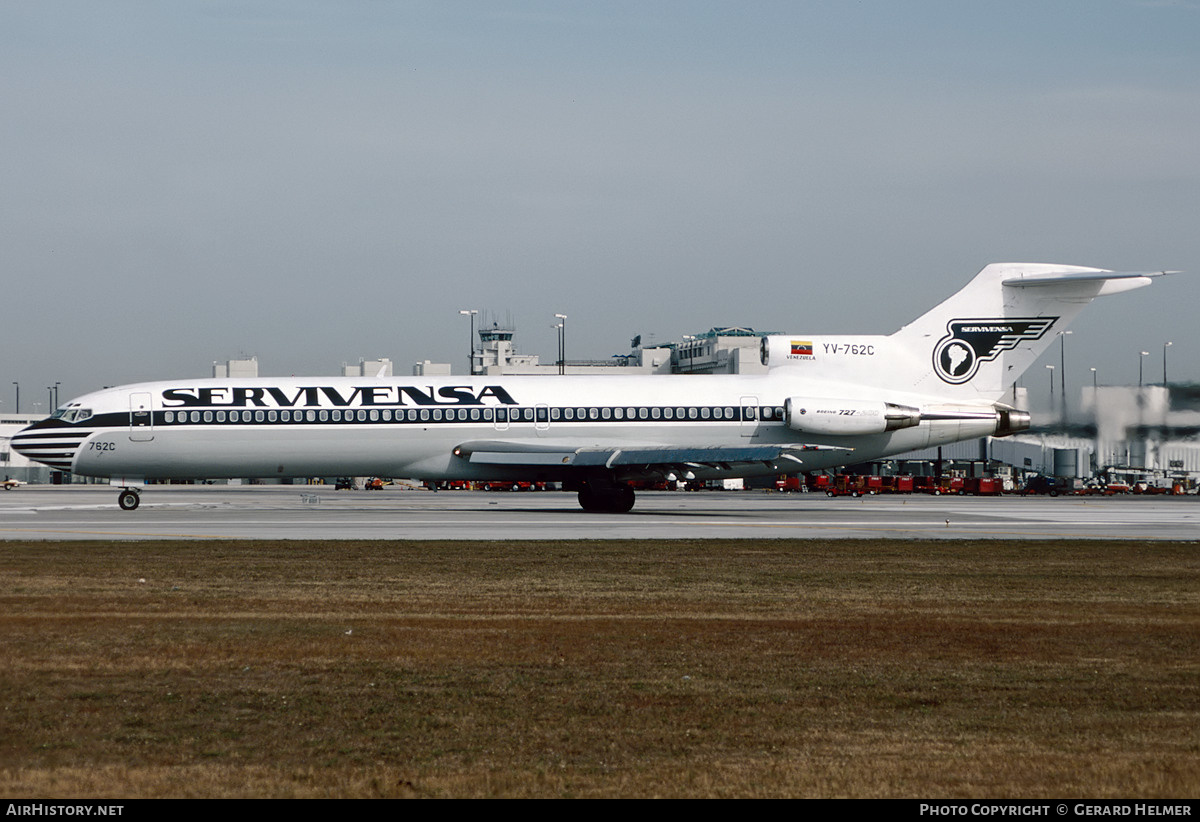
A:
[{"xmin": 437, "ymin": 318, "xmax": 674, "ymax": 376}]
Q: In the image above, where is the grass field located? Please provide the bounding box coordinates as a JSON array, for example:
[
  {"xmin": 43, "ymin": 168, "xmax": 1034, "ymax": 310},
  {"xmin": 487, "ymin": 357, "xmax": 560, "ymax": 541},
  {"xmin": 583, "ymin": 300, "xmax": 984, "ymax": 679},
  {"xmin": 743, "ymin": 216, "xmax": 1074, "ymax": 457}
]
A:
[{"xmin": 0, "ymin": 538, "xmax": 1197, "ymax": 798}]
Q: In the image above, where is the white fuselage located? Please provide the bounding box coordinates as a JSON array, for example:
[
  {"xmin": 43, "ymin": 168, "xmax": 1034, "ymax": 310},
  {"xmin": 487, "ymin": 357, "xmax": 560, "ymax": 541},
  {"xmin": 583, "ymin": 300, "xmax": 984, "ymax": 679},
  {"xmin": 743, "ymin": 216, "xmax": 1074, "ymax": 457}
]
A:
[{"xmin": 18, "ymin": 372, "xmax": 999, "ymax": 484}]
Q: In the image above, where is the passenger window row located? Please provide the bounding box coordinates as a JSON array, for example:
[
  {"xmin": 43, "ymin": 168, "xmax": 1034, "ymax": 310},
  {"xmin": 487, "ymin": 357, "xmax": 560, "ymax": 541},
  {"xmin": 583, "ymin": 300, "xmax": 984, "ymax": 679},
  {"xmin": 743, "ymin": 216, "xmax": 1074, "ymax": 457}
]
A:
[{"xmin": 158, "ymin": 405, "xmax": 788, "ymax": 425}]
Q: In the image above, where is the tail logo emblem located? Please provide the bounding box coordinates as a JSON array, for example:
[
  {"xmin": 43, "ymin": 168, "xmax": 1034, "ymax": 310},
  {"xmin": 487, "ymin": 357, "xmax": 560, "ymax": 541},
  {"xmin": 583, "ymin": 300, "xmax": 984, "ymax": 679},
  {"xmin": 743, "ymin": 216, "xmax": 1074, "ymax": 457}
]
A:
[{"xmin": 933, "ymin": 317, "xmax": 1057, "ymax": 384}]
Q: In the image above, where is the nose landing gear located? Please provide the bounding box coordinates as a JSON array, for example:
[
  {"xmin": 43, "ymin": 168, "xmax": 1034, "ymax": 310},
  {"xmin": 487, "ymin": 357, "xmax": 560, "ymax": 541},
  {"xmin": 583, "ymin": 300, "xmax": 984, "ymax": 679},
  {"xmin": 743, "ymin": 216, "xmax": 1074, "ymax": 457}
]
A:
[{"xmin": 117, "ymin": 488, "xmax": 140, "ymax": 511}]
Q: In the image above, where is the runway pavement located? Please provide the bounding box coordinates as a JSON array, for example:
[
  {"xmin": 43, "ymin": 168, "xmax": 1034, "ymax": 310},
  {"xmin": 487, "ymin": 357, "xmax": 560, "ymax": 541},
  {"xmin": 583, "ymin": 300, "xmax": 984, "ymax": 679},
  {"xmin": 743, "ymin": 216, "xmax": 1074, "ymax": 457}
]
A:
[{"xmin": 1, "ymin": 484, "xmax": 1198, "ymax": 540}]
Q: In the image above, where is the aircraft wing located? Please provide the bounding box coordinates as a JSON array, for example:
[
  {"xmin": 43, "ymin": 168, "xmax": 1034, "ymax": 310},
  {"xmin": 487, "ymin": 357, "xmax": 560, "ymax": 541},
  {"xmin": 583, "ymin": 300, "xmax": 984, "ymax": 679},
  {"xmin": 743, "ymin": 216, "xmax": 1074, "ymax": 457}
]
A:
[{"xmin": 453, "ymin": 439, "xmax": 852, "ymax": 471}]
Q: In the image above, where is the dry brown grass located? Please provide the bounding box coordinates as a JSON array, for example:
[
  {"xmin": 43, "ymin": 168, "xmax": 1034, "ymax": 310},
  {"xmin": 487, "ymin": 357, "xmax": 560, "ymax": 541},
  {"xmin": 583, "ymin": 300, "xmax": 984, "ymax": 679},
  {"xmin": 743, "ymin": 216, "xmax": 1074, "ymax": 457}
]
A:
[{"xmin": 0, "ymin": 539, "xmax": 1197, "ymax": 798}]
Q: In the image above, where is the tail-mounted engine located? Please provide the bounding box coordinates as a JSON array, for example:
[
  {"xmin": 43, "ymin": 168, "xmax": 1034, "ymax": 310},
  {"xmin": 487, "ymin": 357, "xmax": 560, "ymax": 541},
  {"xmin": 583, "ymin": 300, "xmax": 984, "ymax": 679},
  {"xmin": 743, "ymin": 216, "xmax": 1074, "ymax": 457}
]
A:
[
  {"xmin": 993, "ymin": 407, "xmax": 1031, "ymax": 437},
  {"xmin": 784, "ymin": 398, "xmax": 921, "ymax": 436},
  {"xmin": 784, "ymin": 398, "xmax": 1031, "ymax": 438}
]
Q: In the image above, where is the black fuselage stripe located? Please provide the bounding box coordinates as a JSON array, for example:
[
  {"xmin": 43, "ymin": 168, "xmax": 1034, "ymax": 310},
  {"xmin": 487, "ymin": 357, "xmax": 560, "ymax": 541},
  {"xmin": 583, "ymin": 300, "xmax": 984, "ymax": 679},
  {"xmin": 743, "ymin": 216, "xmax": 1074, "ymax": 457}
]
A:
[{"xmin": 21, "ymin": 405, "xmax": 791, "ymax": 436}]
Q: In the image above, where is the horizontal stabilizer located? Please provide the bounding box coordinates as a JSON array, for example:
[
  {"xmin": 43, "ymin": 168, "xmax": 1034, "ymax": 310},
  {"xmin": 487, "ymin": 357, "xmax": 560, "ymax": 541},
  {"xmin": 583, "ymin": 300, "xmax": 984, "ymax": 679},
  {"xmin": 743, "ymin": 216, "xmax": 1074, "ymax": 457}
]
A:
[{"xmin": 1002, "ymin": 269, "xmax": 1177, "ymax": 287}]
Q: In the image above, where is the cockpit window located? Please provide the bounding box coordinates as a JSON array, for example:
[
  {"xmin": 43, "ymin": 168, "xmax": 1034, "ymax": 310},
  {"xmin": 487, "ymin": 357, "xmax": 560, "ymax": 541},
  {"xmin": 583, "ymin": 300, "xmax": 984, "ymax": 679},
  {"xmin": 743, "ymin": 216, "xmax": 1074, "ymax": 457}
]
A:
[{"xmin": 52, "ymin": 408, "xmax": 93, "ymax": 423}]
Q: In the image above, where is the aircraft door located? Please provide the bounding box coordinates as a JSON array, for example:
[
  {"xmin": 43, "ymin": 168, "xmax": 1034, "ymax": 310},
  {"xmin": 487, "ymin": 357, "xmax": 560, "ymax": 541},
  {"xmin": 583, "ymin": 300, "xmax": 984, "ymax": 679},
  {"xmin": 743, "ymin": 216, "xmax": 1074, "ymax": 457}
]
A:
[
  {"xmin": 129, "ymin": 392, "xmax": 155, "ymax": 442},
  {"xmin": 740, "ymin": 396, "xmax": 759, "ymax": 438},
  {"xmin": 534, "ymin": 403, "xmax": 550, "ymax": 436}
]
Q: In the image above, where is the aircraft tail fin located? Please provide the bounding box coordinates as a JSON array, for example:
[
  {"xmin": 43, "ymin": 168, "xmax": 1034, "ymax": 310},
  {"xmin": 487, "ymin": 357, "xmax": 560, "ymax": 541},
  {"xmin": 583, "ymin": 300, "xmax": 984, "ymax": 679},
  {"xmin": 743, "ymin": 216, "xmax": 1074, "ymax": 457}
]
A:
[{"xmin": 887, "ymin": 263, "xmax": 1170, "ymax": 401}]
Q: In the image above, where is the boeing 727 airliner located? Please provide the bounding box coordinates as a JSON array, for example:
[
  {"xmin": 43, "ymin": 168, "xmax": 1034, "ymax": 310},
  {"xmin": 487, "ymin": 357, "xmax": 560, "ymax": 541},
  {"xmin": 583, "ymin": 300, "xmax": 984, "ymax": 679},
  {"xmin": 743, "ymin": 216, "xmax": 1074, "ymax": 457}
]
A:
[{"xmin": 12, "ymin": 263, "xmax": 1171, "ymax": 512}]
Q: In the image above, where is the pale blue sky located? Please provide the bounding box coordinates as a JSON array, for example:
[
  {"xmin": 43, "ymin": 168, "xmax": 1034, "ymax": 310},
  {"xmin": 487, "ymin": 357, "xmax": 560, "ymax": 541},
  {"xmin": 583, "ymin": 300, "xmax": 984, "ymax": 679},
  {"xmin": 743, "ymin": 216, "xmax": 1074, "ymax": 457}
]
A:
[{"xmin": 3, "ymin": 1, "xmax": 1198, "ymax": 409}]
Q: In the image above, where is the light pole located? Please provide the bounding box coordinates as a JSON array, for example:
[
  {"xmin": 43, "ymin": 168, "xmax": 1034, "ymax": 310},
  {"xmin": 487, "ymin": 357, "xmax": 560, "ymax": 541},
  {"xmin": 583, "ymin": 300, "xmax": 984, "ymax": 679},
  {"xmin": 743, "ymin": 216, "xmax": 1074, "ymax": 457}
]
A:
[
  {"xmin": 54, "ymin": 381, "xmax": 60, "ymax": 410},
  {"xmin": 554, "ymin": 313, "xmax": 567, "ymax": 375},
  {"xmin": 551, "ymin": 323, "xmax": 563, "ymax": 373},
  {"xmin": 11, "ymin": 382, "xmax": 17, "ymax": 414},
  {"xmin": 1090, "ymin": 367, "xmax": 1097, "ymax": 389},
  {"xmin": 1139, "ymin": 351, "xmax": 1149, "ymax": 388},
  {"xmin": 458, "ymin": 309, "xmax": 478, "ymax": 376},
  {"xmin": 1163, "ymin": 341, "xmax": 1173, "ymax": 386},
  {"xmin": 1046, "ymin": 364, "xmax": 1055, "ymax": 405},
  {"xmin": 1057, "ymin": 330, "xmax": 1071, "ymax": 418}
]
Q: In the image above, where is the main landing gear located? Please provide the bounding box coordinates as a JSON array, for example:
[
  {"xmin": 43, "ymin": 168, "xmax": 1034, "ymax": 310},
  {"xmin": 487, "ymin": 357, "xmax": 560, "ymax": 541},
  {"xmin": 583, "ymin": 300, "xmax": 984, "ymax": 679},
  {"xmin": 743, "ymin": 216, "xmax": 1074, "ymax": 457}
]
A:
[
  {"xmin": 117, "ymin": 488, "xmax": 140, "ymax": 511},
  {"xmin": 576, "ymin": 481, "xmax": 636, "ymax": 513}
]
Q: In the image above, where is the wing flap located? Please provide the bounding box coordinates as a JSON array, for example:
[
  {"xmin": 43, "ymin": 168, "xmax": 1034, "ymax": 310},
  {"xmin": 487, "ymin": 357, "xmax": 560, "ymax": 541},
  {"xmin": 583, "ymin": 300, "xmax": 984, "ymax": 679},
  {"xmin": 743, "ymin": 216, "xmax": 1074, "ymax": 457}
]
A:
[{"xmin": 454, "ymin": 440, "xmax": 852, "ymax": 470}]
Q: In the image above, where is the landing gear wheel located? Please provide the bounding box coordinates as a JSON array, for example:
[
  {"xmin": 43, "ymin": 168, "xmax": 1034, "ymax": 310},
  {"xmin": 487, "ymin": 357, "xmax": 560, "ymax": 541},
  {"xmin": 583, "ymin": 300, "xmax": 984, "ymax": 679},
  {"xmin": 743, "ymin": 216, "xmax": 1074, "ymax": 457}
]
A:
[
  {"xmin": 610, "ymin": 484, "xmax": 636, "ymax": 513},
  {"xmin": 577, "ymin": 483, "xmax": 636, "ymax": 513},
  {"xmin": 117, "ymin": 489, "xmax": 140, "ymax": 511}
]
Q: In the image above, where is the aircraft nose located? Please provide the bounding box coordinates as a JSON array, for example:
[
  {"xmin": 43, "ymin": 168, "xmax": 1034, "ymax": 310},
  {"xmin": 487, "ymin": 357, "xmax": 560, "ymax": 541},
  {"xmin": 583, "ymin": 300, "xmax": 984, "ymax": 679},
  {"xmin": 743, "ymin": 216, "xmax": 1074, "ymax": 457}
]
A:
[{"xmin": 10, "ymin": 420, "xmax": 86, "ymax": 471}]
